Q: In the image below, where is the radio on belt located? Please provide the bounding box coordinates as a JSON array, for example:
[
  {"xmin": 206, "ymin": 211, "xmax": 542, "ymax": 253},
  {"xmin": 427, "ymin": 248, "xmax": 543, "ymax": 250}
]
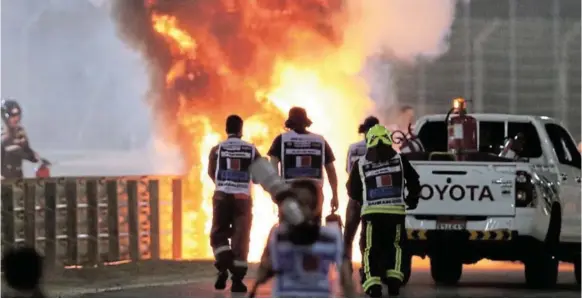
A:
[{"xmin": 445, "ymin": 97, "xmax": 477, "ymax": 161}]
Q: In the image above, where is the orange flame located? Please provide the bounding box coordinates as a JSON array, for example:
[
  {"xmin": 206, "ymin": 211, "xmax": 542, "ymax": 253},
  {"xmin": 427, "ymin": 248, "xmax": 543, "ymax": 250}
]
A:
[{"xmin": 149, "ymin": 0, "xmax": 371, "ymax": 262}]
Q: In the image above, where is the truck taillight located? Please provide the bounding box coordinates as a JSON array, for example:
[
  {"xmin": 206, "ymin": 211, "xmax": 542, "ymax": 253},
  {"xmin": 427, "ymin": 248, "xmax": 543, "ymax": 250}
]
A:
[{"xmin": 515, "ymin": 171, "xmax": 534, "ymax": 208}]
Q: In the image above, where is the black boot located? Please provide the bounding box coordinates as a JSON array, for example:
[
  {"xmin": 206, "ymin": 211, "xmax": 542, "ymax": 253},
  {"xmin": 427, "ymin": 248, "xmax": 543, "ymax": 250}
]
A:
[
  {"xmin": 365, "ymin": 285, "xmax": 382, "ymax": 298},
  {"xmin": 385, "ymin": 277, "xmax": 401, "ymax": 296},
  {"xmin": 214, "ymin": 271, "xmax": 228, "ymax": 290},
  {"xmin": 231, "ymin": 279, "xmax": 248, "ymax": 293},
  {"xmin": 213, "ymin": 250, "xmax": 233, "ymax": 290}
]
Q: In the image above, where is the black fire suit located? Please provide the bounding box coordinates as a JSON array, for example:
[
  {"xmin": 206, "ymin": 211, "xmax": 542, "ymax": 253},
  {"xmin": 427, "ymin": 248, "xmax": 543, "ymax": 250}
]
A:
[
  {"xmin": 207, "ymin": 136, "xmax": 260, "ymax": 281},
  {"xmin": 346, "ymin": 148, "xmax": 420, "ymax": 294},
  {"xmin": 1, "ymin": 125, "xmax": 38, "ymax": 179},
  {"xmin": 343, "ymin": 139, "xmax": 367, "ymax": 261}
]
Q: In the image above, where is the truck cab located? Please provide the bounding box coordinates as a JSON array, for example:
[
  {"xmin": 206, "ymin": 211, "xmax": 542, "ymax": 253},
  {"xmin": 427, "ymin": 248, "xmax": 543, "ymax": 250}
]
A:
[{"xmin": 403, "ymin": 113, "xmax": 581, "ymax": 288}]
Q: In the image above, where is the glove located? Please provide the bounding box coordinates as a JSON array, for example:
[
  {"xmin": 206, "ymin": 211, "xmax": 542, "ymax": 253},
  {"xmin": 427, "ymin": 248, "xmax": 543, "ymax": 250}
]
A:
[{"xmin": 40, "ymin": 158, "xmax": 51, "ymax": 166}]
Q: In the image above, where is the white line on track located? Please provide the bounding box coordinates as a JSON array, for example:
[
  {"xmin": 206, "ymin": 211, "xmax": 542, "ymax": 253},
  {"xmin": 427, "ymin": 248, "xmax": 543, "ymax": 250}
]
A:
[{"xmin": 52, "ymin": 276, "xmax": 213, "ymax": 297}]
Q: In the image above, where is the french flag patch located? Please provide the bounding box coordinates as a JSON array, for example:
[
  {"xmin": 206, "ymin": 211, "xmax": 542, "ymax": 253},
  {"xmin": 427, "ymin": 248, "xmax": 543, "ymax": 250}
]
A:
[
  {"xmin": 227, "ymin": 158, "xmax": 241, "ymax": 170},
  {"xmin": 376, "ymin": 174, "xmax": 392, "ymax": 187},
  {"xmin": 296, "ymin": 156, "xmax": 312, "ymax": 168}
]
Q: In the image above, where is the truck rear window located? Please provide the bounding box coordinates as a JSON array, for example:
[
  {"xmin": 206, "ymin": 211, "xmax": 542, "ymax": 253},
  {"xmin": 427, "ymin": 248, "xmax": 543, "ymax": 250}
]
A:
[
  {"xmin": 417, "ymin": 120, "xmax": 543, "ymax": 158},
  {"xmin": 507, "ymin": 122, "xmax": 542, "ymax": 158},
  {"xmin": 417, "ymin": 121, "xmax": 447, "ymax": 152},
  {"xmin": 545, "ymin": 123, "xmax": 581, "ymax": 169}
]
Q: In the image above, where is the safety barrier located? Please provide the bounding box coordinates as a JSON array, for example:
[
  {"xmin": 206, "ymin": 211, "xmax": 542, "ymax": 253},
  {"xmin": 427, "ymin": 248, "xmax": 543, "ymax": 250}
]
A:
[{"xmin": 1, "ymin": 176, "xmax": 184, "ymax": 269}]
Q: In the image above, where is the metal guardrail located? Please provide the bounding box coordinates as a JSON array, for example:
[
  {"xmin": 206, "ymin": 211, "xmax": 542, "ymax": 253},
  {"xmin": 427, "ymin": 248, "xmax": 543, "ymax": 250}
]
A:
[{"xmin": 1, "ymin": 176, "xmax": 184, "ymax": 269}]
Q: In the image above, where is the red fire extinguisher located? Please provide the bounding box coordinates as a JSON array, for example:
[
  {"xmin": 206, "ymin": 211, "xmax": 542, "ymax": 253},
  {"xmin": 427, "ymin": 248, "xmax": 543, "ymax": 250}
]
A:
[
  {"xmin": 446, "ymin": 98, "xmax": 477, "ymax": 157},
  {"xmin": 35, "ymin": 158, "xmax": 51, "ymax": 178}
]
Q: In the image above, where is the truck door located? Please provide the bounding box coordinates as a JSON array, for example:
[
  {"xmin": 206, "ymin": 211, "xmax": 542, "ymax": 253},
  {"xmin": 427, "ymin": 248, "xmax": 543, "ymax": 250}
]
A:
[{"xmin": 544, "ymin": 123, "xmax": 581, "ymax": 243}]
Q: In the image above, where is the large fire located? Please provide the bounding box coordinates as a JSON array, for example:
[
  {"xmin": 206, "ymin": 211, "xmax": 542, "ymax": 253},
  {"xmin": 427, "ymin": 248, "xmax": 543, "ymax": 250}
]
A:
[
  {"xmin": 145, "ymin": 0, "xmax": 371, "ymax": 262},
  {"xmin": 112, "ymin": 0, "xmax": 571, "ymax": 272}
]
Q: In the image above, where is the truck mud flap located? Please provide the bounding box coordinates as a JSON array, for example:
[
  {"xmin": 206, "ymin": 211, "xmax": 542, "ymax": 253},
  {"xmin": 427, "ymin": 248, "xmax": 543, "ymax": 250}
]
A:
[
  {"xmin": 468, "ymin": 230, "xmax": 513, "ymax": 241},
  {"xmin": 407, "ymin": 229, "xmax": 428, "ymax": 240},
  {"xmin": 407, "ymin": 229, "xmax": 515, "ymax": 241}
]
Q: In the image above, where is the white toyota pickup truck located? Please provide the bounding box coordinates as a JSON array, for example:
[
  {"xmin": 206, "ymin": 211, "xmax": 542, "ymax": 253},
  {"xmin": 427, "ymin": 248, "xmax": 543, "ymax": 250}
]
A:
[{"xmin": 402, "ymin": 113, "xmax": 581, "ymax": 289}]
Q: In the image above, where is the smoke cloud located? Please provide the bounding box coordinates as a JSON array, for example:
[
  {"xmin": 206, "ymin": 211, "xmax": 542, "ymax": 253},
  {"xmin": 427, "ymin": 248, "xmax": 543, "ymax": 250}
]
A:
[
  {"xmin": 1, "ymin": 1, "xmax": 151, "ymax": 150},
  {"xmin": 344, "ymin": 0, "xmax": 458, "ymax": 116},
  {"xmin": 2, "ymin": 0, "xmax": 459, "ymax": 176},
  {"xmin": 109, "ymin": 0, "xmax": 344, "ymax": 168},
  {"xmin": 0, "ymin": 0, "xmax": 174, "ymax": 175}
]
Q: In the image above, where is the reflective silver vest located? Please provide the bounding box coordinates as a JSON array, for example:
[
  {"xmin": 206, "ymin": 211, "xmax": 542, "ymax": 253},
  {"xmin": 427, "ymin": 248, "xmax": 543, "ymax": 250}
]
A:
[
  {"xmin": 280, "ymin": 131, "xmax": 325, "ymax": 184},
  {"xmin": 214, "ymin": 138, "xmax": 256, "ymax": 195},
  {"xmin": 357, "ymin": 154, "xmax": 406, "ymax": 215},
  {"xmin": 346, "ymin": 140, "xmax": 366, "ymax": 173}
]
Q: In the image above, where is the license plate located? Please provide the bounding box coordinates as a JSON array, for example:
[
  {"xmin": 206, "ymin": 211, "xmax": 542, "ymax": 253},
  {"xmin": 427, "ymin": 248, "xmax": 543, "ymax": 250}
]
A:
[{"xmin": 436, "ymin": 217, "xmax": 467, "ymax": 230}]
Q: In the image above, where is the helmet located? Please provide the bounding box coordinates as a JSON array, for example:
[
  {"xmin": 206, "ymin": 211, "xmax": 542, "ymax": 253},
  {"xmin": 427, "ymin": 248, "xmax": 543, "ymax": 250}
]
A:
[
  {"xmin": 1, "ymin": 98, "xmax": 22, "ymax": 122},
  {"xmin": 366, "ymin": 124, "xmax": 393, "ymax": 148}
]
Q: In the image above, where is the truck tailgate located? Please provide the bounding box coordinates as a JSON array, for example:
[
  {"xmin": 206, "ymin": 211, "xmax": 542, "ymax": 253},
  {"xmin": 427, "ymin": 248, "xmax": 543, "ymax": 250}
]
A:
[{"xmin": 408, "ymin": 162, "xmax": 516, "ymax": 216}]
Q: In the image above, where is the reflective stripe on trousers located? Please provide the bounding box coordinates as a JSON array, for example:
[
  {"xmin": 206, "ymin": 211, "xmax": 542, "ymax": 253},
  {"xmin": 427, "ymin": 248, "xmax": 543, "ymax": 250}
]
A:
[
  {"xmin": 360, "ymin": 215, "xmax": 406, "ymax": 292},
  {"xmin": 386, "ymin": 223, "xmax": 404, "ymax": 281},
  {"xmin": 362, "ymin": 221, "xmax": 382, "ymax": 292},
  {"xmin": 213, "ymin": 245, "xmax": 231, "ymax": 258}
]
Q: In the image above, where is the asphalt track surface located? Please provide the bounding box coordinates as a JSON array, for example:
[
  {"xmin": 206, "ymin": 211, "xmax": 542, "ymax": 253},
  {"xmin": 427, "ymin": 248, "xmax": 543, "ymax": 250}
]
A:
[{"xmin": 83, "ymin": 265, "xmax": 580, "ymax": 298}]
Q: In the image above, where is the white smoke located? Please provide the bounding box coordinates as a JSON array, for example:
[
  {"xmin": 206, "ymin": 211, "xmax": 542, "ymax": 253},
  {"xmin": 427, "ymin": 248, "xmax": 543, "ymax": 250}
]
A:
[
  {"xmin": 1, "ymin": 0, "xmax": 176, "ymax": 176},
  {"xmin": 2, "ymin": 0, "xmax": 150, "ymax": 149},
  {"xmin": 344, "ymin": 0, "xmax": 458, "ymax": 116}
]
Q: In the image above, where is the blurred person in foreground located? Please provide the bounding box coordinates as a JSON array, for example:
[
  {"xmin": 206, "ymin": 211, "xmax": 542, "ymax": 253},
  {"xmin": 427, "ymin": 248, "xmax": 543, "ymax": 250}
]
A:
[
  {"xmin": 207, "ymin": 115, "xmax": 262, "ymax": 293},
  {"xmin": 267, "ymin": 107, "xmax": 340, "ymax": 221},
  {"xmin": 2, "ymin": 246, "xmax": 45, "ymax": 297},
  {"xmin": 346, "ymin": 125, "xmax": 421, "ymax": 297},
  {"xmin": 343, "ymin": 116, "xmax": 379, "ymax": 277},
  {"xmin": 1, "ymin": 98, "xmax": 42, "ymax": 179},
  {"xmin": 249, "ymin": 179, "xmax": 355, "ymax": 298}
]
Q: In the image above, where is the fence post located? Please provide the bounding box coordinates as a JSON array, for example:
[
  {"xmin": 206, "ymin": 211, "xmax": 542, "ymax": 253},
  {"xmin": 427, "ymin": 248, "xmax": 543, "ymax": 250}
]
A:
[
  {"xmin": 463, "ymin": 0, "xmax": 472, "ymax": 98},
  {"xmin": 65, "ymin": 180, "xmax": 78, "ymax": 266},
  {"xmin": 552, "ymin": 0, "xmax": 562, "ymax": 119},
  {"xmin": 559, "ymin": 23, "xmax": 581, "ymax": 130},
  {"xmin": 24, "ymin": 181, "xmax": 36, "ymax": 248},
  {"xmin": 106, "ymin": 180, "xmax": 120, "ymax": 262},
  {"xmin": 149, "ymin": 180, "xmax": 160, "ymax": 260},
  {"xmin": 172, "ymin": 179, "xmax": 182, "ymax": 260},
  {"xmin": 508, "ymin": 0, "xmax": 517, "ymax": 113},
  {"xmin": 126, "ymin": 180, "xmax": 140, "ymax": 262},
  {"xmin": 86, "ymin": 180, "xmax": 99, "ymax": 265},
  {"xmin": 44, "ymin": 181, "xmax": 57, "ymax": 270},
  {"xmin": 473, "ymin": 19, "xmax": 501, "ymax": 113},
  {"xmin": 2, "ymin": 183, "xmax": 15, "ymax": 249}
]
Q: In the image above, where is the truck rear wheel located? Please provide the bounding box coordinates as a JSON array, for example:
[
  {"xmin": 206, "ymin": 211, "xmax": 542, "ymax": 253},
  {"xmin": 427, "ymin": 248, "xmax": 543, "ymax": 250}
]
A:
[
  {"xmin": 401, "ymin": 252, "xmax": 412, "ymax": 286},
  {"xmin": 524, "ymin": 207, "xmax": 560, "ymax": 289},
  {"xmin": 430, "ymin": 255, "xmax": 462, "ymax": 285},
  {"xmin": 524, "ymin": 253, "xmax": 558, "ymax": 289},
  {"xmin": 575, "ymin": 258, "xmax": 580, "ymax": 285}
]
